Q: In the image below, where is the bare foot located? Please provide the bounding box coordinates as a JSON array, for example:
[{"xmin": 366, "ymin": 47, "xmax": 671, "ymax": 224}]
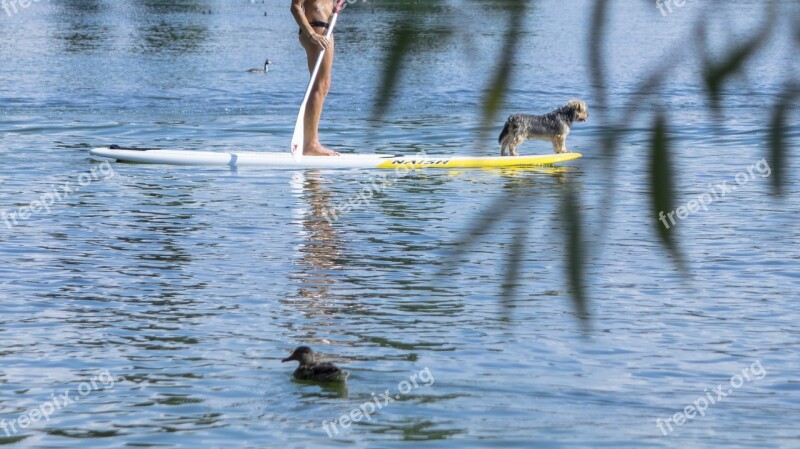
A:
[{"xmin": 304, "ymin": 143, "xmax": 340, "ymax": 156}]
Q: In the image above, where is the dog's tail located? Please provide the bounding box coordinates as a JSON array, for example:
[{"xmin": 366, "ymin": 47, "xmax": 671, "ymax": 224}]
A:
[{"xmin": 498, "ymin": 120, "xmax": 510, "ymax": 144}]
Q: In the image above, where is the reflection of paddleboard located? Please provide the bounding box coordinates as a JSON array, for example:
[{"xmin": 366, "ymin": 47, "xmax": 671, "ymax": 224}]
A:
[{"xmin": 90, "ymin": 146, "xmax": 582, "ymax": 169}]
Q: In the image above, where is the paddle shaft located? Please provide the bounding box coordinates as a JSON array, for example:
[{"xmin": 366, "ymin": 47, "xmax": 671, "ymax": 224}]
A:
[{"xmin": 290, "ymin": 0, "xmax": 347, "ymax": 160}]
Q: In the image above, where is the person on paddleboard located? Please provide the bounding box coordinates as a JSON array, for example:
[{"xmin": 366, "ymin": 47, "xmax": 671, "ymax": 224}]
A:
[{"xmin": 291, "ymin": 0, "xmax": 340, "ymax": 156}]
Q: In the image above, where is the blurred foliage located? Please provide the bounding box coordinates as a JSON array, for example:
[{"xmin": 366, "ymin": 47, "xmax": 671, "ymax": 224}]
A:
[
  {"xmin": 649, "ymin": 112, "xmax": 685, "ymax": 273},
  {"xmin": 365, "ymin": 0, "xmax": 798, "ymax": 322}
]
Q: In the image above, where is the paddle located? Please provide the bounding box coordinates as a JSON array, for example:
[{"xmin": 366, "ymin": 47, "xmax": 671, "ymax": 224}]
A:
[{"xmin": 291, "ymin": 0, "xmax": 347, "ymax": 161}]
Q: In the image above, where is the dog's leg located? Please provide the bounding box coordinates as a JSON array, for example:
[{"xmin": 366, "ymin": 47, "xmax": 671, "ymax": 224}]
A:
[
  {"xmin": 552, "ymin": 135, "xmax": 568, "ymax": 154},
  {"xmin": 509, "ymin": 137, "xmax": 521, "ymax": 156},
  {"xmin": 550, "ymin": 138, "xmax": 561, "ymax": 154},
  {"xmin": 498, "ymin": 121, "xmax": 511, "ymax": 156}
]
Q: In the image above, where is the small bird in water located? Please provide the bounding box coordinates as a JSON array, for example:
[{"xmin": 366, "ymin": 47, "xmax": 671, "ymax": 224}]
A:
[
  {"xmin": 282, "ymin": 346, "xmax": 349, "ymax": 383},
  {"xmin": 247, "ymin": 59, "xmax": 271, "ymax": 73}
]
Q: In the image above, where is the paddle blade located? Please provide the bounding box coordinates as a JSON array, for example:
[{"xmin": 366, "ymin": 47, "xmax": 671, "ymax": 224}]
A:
[{"xmin": 291, "ymin": 104, "xmax": 305, "ymax": 161}]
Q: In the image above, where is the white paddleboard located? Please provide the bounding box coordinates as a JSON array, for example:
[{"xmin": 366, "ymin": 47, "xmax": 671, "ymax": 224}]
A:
[{"xmin": 90, "ymin": 146, "xmax": 582, "ymax": 169}]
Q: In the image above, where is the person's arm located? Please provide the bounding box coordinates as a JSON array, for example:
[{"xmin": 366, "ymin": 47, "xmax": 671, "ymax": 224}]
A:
[{"xmin": 290, "ymin": 0, "xmax": 329, "ymax": 50}]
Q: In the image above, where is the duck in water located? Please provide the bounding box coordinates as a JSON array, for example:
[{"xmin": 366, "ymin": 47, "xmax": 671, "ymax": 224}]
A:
[
  {"xmin": 247, "ymin": 59, "xmax": 271, "ymax": 73},
  {"xmin": 282, "ymin": 346, "xmax": 349, "ymax": 383}
]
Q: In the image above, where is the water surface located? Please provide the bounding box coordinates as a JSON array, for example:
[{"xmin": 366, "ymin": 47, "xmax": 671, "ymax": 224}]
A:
[{"xmin": 1, "ymin": 1, "xmax": 799, "ymax": 448}]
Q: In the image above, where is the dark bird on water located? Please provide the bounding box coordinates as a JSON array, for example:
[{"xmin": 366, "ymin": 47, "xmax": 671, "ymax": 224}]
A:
[
  {"xmin": 247, "ymin": 59, "xmax": 271, "ymax": 73},
  {"xmin": 282, "ymin": 346, "xmax": 349, "ymax": 383}
]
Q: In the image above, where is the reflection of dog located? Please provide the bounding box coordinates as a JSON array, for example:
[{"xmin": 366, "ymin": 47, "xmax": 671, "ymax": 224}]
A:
[{"xmin": 498, "ymin": 100, "xmax": 589, "ymax": 156}]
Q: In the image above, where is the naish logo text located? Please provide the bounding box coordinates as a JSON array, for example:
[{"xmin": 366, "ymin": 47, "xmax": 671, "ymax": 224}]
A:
[{"xmin": 390, "ymin": 159, "xmax": 449, "ymax": 165}]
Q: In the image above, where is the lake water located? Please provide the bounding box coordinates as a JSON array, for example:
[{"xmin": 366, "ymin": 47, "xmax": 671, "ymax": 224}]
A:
[{"xmin": 1, "ymin": 1, "xmax": 799, "ymax": 448}]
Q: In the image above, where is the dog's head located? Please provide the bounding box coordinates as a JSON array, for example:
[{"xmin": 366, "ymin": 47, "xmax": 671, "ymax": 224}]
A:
[{"xmin": 565, "ymin": 99, "xmax": 589, "ymax": 122}]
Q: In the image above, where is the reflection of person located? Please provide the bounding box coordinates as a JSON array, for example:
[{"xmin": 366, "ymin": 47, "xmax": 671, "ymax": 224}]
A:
[
  {"xmin": 290, "ymin": 0, "xmax": 340, "ymax": 156},
  {"xmin": 293, "ymin": 171, "xmax": 341, "ymax": 300}
]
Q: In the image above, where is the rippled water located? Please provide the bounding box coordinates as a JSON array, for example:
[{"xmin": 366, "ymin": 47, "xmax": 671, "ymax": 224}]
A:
[{"xmin": 1, "ymin": 1, "xmax": 799, "ymax": 448}]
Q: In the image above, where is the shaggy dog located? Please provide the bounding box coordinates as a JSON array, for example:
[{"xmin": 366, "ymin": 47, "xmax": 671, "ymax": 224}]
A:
[{"xmin": 498, "ymin": 100, "xmax": 589, "ymax": 156}]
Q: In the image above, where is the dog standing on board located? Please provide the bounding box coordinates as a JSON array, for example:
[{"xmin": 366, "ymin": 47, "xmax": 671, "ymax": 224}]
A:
[{"xmin": 498, "ymin": 100, "xmax": 589, "ymax": 156}]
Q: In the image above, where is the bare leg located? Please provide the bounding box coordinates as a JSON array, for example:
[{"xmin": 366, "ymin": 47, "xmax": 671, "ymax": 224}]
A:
[{"xmin": 300, "ymin": 31, "xmax": 339, "ymax": 156}]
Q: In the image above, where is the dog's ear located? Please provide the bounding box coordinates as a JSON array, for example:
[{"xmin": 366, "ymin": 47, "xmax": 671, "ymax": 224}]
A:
[
  {"xmin": 566, "ymin": 99, "xmax": 578, "ymax": 113},
  {"xmin": 567, "ymin": 100, "xmax": 580, "ymax": 118}
]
